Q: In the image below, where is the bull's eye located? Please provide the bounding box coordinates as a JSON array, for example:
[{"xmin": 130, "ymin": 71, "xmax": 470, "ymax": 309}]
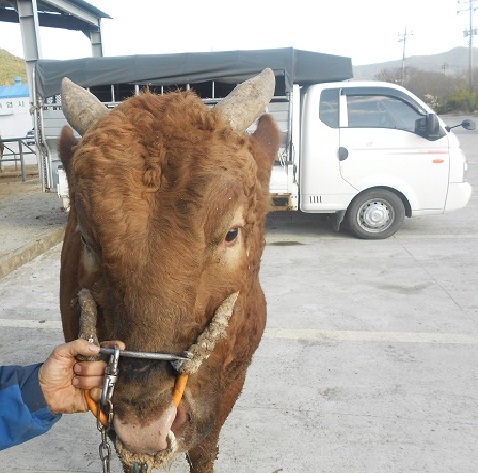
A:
[
  {"xmin": 225, "ymin": 227, "xmax": 239, "ymax": 244},
  {"xmin": 80, "ymin": 232, "xmax": 95, "ymax": 253}
]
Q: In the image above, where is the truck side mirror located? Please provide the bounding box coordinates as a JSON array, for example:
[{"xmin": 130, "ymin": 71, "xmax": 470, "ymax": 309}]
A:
[
  {"xmin": 415, "ymin": 114, "xmax": 440, "ymax": 140},
  {"xmin": 445, "ymin": 118, "xmax": 476, "ymax": 132},
  {"xmin": 461, "ymin": 119, "xmax": 476, "ymax": 131}
]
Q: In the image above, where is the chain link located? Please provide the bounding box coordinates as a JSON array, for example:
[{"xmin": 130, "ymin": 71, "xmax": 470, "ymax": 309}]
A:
[{"xmin": 97, "ymin": 416, "xmax": 111, "ymax": 473}]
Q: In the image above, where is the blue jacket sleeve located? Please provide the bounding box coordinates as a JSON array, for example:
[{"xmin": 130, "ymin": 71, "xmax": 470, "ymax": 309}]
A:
[{"xmin": 0, "ymin": 364, "xmax": 61, "ymax": 450}]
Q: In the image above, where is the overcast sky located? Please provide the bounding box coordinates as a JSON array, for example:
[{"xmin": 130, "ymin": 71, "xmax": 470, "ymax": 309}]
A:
[{"xmin": 0, "ymin": 0, "xmax": 475, "ymax": 66}]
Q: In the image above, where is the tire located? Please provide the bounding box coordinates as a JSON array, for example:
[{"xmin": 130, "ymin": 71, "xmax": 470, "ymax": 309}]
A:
[{"xmin": 346, "ymin": 189, "xmax": 405, "ymax": 239}]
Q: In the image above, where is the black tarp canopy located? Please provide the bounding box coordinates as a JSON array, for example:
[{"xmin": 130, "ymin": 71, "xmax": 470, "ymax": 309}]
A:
[{"xmin": 35, "ymin": 47, "xmax": 353, "ymax": 99}]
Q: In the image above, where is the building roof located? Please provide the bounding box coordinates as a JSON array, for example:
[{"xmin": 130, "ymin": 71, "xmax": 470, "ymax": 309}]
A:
[
  {"xmin": 0, "ymin": 82, "xmax": 29, "ymax": 99},
  {"xmin": 0, "ymin": 0, "xmax": 110, "ymax": 32}
]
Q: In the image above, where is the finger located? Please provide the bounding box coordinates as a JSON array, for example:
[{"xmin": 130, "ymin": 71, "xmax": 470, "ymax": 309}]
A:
[
  {"xmin": 74, "ymin": 359, "xmax": 107, "ymax": 376},
  {"xmin": 89, "ymin": 386, "xmax": 102, "ymax": 402},
  {"xmin": 54, "ymin": 339, "xmax": 100, "ymax": 359},
  {"xmin": 73, "ymin": 374, "xmax": 104, "ymax": 390},
  {"xmin": 100, "ymin": 340, "xmax": 126, "ymax": 351}
]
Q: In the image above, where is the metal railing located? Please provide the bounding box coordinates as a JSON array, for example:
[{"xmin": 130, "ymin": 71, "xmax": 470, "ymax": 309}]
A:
[{"xmin": 0, "ymin": 138, "xmax": 37, "ymax": 182}]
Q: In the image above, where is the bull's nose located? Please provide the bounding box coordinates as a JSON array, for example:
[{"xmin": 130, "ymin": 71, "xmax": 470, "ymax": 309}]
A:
[{"xmin": 113, "ymin": 402, "xmax": 177, "ymax": 454}]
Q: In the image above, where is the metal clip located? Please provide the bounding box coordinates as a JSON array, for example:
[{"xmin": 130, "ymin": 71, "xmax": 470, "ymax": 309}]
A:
[
  {"xmin": 100, "ymin": 344, "xmax": 120, "ymax": 415},
  {"xmin": 170, "ymin": 351, "xmax": 194, "ymax": 372}
]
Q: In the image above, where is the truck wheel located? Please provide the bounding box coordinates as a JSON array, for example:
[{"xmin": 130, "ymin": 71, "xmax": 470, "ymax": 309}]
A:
[{"xmin": 346, "ymin": 189, "xmax": 405, "ymax": 239}]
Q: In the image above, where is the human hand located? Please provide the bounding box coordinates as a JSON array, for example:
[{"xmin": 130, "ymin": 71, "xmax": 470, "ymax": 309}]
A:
[{"xmin": 38, "ymin": 339, "xmax": 125, "ymax": 414}]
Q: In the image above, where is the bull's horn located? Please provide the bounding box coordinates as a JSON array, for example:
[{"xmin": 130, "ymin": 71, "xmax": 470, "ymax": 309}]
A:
[
  {"xmin": 176, "ymin": 292, "xmax": 239, "ymax": 375},
  {"xmin": 61, "ymin": 77, "xmax": 109, "ymax": 136},
  {"xmin": 76, "ymin": 288, "xmax": 101, "ymax": 361},
  {"xmin": 215, "ymin": 68, "xmax": 276, "ymax": 132}
]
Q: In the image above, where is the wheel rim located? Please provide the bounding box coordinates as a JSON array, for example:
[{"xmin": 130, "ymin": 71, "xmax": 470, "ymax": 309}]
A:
[{"xmin": 356, "ymin": 198, "xmax": 395, "ymax": 232}]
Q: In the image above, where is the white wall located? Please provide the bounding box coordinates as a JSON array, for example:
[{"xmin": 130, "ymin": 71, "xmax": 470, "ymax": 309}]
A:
[{"xmin": 0, "ymin": 96, "xmax": 34, "ymax": 139}]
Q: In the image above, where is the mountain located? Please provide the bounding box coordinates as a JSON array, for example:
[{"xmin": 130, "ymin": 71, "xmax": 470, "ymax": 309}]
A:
[
  {"xmin": 353, "ymin": 46, "xmax": 478, "ymax": 80},
  {"xmin": 0, "ymin": 48, "xmax": 27, "ymax": 85}
]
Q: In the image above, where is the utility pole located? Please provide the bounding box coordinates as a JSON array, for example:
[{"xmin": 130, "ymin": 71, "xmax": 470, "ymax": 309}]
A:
[
  {"xmin": 398, "ymin": 27, "xmax": 413, "ymax": 85},
  {"xmin": 459, "ymin": 0, "xmax": 477, "ymax": 91}
]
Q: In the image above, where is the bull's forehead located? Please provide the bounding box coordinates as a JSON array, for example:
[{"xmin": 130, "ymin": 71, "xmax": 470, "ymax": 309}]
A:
[
  {"xmin": 71, "ymin": 92, "xmax": 259, "ymax": 265},
  {"xmin": 73, "ymin": 163, "xmax": 254, "ymax": 276}
]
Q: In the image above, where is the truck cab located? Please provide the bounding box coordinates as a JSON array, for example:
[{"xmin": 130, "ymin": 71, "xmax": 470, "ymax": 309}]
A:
[{"xmin": 271, "ymin": 81, "xmax": 473, "ymax": 239}]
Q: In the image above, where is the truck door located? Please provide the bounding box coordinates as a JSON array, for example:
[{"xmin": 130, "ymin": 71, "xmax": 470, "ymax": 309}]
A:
[
  {"xmin": 300, "ymin": 87, "xmax": 357, "ymax": 212},
  {"xmin": 338, "ymin": 87, "xmax": 449, "ymax": 211}
]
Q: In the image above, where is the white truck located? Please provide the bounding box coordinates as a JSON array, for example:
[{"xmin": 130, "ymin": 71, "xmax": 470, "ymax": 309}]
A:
[{"xmin": 32, "ymin": 48, "xmax": 474, "ymax": 239}]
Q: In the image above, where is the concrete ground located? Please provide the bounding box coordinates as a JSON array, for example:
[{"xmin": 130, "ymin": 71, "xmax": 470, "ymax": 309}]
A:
[
  {"xmin": 0, "ymin": 178, "xmax": 66, "ymax": 279},
  {"xmin": 0, "ymin": 122, "xmax": 477, "ymax": 472}
]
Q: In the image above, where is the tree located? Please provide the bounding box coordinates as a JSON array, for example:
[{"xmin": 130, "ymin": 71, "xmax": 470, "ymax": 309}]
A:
[
  {"xmin": 375, "ymin": 67, "xmax": 402, "ymax": 84},
  {"xmin": 374, "ymin": 65, "xmax": 476, "ymax": 112}
]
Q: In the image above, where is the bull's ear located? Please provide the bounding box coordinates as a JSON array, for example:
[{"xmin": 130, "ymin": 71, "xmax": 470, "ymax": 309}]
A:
[
  {"xmin": 250, "ymin": 114, "xmax": 280, "ymax": 186},
  {"xmin": 58, "ymin": 125, "xmax": 78, "ymax": 175}
]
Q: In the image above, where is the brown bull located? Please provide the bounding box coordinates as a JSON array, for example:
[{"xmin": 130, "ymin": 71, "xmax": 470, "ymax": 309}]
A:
[{"xmin": 58, "ymin": 69, "xmax": 280, "ymax": 472}]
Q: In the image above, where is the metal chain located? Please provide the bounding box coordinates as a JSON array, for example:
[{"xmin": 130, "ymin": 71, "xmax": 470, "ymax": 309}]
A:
[
  {"xmin": 94, "ymin": 345, "xmax": 159, "ymax": 473},
  {"xmin": 96, "ymin": 345, "xmax": 120, "ymax": 473},
  {"xmin": 97, "ymin": 416, "xmax": 111, "ymax": 473}
]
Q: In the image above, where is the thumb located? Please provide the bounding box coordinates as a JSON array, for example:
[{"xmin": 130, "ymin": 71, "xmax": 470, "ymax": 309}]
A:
[{"xmin": 54, "ymin": 339, "xmax": 101, "ymax": 359}]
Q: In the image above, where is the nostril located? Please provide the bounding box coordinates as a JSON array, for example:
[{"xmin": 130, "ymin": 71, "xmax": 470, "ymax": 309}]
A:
[{"xmin": 171, "ymin": 402, "xmax": 189, "ymax": 434}]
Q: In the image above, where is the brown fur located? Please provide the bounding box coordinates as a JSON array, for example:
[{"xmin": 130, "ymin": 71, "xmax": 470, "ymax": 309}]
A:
[{"xmin": 59, "ymin": 91, "xmax": 280, "ymax": 473}]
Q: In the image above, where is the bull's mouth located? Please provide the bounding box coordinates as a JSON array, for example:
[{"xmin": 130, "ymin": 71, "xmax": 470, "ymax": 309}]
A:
[{"xmin": 113, "ymin": 402, "xmax": 177, "ymax": 455}]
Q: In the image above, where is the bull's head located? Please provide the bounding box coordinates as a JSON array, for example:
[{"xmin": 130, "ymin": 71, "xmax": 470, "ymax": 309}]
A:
[{"xmin": 58, "ymin": 69, "xmax": 280, "ymax": 473}]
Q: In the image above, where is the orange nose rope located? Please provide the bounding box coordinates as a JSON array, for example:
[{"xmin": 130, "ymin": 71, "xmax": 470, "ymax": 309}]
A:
[
  {"xmin": 84, "ymin": 390, "xmax": 108, "ymax": 426},
  {"xmin": 172, "ymin": 374, "xmax": 189, "ymax": 407}
]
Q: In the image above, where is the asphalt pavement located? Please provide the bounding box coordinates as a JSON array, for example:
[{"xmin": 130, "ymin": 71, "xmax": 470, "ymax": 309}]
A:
[{"xmin": 0, "ymin": 121, "xmax": 477, "ymax": 472}]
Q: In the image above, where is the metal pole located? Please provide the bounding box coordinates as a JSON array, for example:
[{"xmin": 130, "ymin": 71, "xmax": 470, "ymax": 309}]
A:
[
  {"xmin": 469, "ymin": 0, "xmax": 474, "ymax": 91},
  {"xmin": 398, "ymin": 27, "xmax": 412, "ymax": 85},
  {"xmin": 459, "ymin": 0, "xmax": 476, "ymax": 91},
  {"xmin": 402, "ymin": 27, "xmax": 406, "ymax": 85},
  {"xmin": 18, "ymin": 139, "xmax": 26, "ymax": 182},
  {"xmin": 17, "ymin": 0, "xmax": 42, "ymax": 107}
]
